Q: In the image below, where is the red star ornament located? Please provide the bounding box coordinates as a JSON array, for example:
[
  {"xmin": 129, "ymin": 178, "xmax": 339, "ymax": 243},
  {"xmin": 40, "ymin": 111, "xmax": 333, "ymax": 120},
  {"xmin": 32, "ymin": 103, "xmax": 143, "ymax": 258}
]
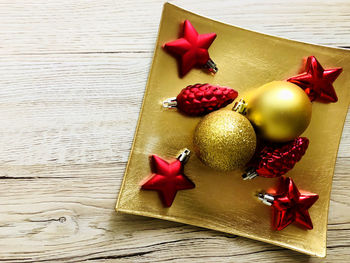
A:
[
  {"xmin": 259, "ymin": 177, "xmax": 318, "ymax": 231},
  {"xmin": 287, "ymin": 56, "xmax": 342, "ymax": 103},
  {"xmin": 141, "ymin": 151, "xmax": 195, "ymax": 207},
  {"xmin": 163, "ymin": 20, "xmax": 217, "ymax": 76}
]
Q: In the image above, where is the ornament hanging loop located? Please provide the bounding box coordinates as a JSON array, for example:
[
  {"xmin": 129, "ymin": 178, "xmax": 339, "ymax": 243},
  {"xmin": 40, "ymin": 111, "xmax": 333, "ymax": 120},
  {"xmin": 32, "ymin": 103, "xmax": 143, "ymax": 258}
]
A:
[
  {"xmin": 233, "ymin": 99, "xmax": 248, "ymax": 115},
  {"xmin": 177, "ymin": 148, "xmax": 191, "ymax": 164},
  {"xmin": 204, "ymin": 58, "xmax": 218, "ymax": 74},
  {"xmin": 162, "ymin": 97, "xmax": 177, "ymax": 108},
  {"xmin": 258, "ymin": 193, "xmax": 274, "ymax": 206}
]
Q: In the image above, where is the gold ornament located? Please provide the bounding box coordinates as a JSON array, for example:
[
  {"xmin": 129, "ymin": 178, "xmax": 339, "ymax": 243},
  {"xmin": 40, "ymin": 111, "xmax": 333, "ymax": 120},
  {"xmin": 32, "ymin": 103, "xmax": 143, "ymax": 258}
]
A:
[
  {"xmin": 245, "ymin": 81, "xmax": 312, "ymax": 143},
  {"xmin": 193, "ymin": 110, "xmax": 256, "ymax": 172}
]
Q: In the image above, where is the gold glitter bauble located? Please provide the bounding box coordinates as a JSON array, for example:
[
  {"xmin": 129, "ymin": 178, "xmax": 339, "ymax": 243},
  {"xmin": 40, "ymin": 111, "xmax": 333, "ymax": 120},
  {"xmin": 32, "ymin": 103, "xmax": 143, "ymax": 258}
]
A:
[
  {"xmin": 193, "ymin": 110, "xmax": 256, "ymax": 172},
  {"xmin": 245, "ymin": 81, "xmax": 312, "ymax": 143}
]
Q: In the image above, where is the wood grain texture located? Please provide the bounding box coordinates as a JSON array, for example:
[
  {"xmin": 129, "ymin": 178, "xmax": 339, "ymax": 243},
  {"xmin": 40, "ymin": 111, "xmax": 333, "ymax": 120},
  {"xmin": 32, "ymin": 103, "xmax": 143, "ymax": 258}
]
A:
[{"xmin": 0, "ymin": 0, "xmax": 348, "ymax": 262}]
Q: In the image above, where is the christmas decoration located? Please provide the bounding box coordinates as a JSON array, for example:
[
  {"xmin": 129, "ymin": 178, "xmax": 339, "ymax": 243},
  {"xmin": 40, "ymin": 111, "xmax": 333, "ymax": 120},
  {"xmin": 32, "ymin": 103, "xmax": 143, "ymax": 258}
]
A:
[
  {"xmin": 245, "ymin": 81, "xmax": 312, "ymax": 142},
  {"xmin": 163, "ymin": 20, "xmax": 217, "ymax": 76},
  {"xmin": 243, "ymin": 137, "xmax": 309, "ymax": 180},
  {"xmin": 141, "ymin": 149, "xmax": 195, "ymax": 207},
  {"xmin": 258, "ymin": 177, "xmax": 319, "ymax": 230},
  {"xmin": 193, "ymin": 109, "xmax": 256, "ymax": 171},
  {"xmin": 287, "ymin": 56, "xmax": 342, "ymax": 103},
  {"xmin": 163, "ymin": 83, "xmax": 238, "ymax": 116}
]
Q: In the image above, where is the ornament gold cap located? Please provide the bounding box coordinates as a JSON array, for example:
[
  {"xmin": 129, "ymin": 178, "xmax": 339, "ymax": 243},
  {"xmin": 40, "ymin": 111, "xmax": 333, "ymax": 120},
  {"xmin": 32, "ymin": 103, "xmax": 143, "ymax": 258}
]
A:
[
  {"xmin": 258, "ymin": 193, "xmax": 274, "ymax": 206},
  {"xmin": 177, "ymin": 148, "xmax": 191, "ymax": 164},
  {"xmin": 242, "ymin": 167, "xmax": 258, "ymax": 180},
  {"xmin": 233, "ymin": 99, "xmax": 248, "ymax": 115},
  {"xmin": 204, "ymin": 58, "xmax": 218, "ymax": 74},
  {"xmin": 162, "ymin": 97, "xmax": 177, "ymax": 108}
]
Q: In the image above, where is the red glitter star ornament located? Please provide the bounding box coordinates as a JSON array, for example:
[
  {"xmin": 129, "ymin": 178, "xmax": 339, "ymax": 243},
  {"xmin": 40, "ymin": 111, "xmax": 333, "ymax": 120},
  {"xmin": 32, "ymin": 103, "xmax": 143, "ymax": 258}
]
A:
[
  {"xmin": 163, "ymin": 20, "xmax": 217, "ymax": 76},
  {"xmin": 287, "ymin": 56, "xmax": 342, "ymax": 103},
  {"xmin": 141, "ymin": 149, "xmax": 195, "ymax": 207},
  {"xmin": 258, "ymin": 177, "xmax": 319, "ymax": 231}
]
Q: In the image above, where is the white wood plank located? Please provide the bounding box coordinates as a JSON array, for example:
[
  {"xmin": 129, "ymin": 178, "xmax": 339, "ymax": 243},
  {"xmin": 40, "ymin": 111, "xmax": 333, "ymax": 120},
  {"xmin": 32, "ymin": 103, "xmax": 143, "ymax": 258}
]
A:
[{"xmin": 0, "ymin": 0, "xmax": 349, "ymax": 55}]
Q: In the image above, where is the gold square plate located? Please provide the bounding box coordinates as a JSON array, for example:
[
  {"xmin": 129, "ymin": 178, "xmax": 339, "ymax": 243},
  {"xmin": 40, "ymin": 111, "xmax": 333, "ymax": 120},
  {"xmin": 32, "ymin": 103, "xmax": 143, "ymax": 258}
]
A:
[{"xmin": 116, "ymin": 3, "xmax": 350, "ymax": 257}]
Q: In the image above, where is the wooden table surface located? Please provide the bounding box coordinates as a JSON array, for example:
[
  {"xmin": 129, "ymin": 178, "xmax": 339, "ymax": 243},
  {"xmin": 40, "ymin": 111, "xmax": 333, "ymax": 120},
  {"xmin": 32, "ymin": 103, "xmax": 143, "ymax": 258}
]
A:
[{"xmin": 0, "ymin": 0, "xmax": 349, "ymax": 262}]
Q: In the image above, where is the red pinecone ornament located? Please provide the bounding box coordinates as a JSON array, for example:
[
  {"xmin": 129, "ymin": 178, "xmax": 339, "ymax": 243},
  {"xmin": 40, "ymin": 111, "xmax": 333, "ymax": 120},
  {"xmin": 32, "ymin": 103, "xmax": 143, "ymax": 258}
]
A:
[
  {"xmin": 163, "ymin": 84, "xmax": 238, "ymax": 116},
  {"xmin": 243, "ymin": 137, "xmax": 309, "ymax": 179}
]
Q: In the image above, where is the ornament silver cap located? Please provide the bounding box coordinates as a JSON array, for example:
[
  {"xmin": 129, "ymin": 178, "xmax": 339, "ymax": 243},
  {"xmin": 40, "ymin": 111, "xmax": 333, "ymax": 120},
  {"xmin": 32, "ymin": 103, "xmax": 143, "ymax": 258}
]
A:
[
  {"xmin": 258, "ymin": 193, "xmax": 274, "ymax": 206},
  {"xmin": 233, "ymin": 99, "xmax": 248, "ymax": 115},
  {"xmin": 162, "ymin": 97, "xmax": 177, "ymax": 108},
  {"xmin": 242, "ymin": 167, "xmax": 258, "ymax": 180},
  {"xmin": 204, "ymin": 58, "xmax": 218, "ymax": 74},
  {"xmin": 177, "ymin": 148, "xmax": 191, "ymax": 164}
]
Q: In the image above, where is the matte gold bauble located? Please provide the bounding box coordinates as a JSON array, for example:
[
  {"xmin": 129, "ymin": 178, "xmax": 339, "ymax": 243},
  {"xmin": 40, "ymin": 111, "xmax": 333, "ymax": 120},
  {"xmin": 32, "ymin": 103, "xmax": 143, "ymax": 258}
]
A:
[
  {"xmin": 193, "ymin": 110, "xmax": 256, "ymax": 172},
  {"xmin": 245, "ymin": 81, "xmax": 312, "ymax": 143}
]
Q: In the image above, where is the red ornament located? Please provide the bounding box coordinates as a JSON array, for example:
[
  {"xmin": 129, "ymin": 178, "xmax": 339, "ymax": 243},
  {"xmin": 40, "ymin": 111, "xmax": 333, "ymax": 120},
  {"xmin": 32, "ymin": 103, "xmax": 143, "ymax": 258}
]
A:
[
  {"xmin": 287, "ymin": 56, "xmax": 342, "ymax": 103},
  {"xmin": 163, "ymin": 20, "xmax": 217, "ymax": 76},
  {"xmin": 243, "ymin": 137, "xmax": 309, "ymax": 180},
  {"xmin": 258, "ymin": 177, "xmax": 319, "ymax": 231},
  {"xmin": 141, "ymin": 149, "xmax": 195, "ymax": 207},
  {"xmin": 163, "ymin": 83, "xmax": 238, "ymax": 116}
]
